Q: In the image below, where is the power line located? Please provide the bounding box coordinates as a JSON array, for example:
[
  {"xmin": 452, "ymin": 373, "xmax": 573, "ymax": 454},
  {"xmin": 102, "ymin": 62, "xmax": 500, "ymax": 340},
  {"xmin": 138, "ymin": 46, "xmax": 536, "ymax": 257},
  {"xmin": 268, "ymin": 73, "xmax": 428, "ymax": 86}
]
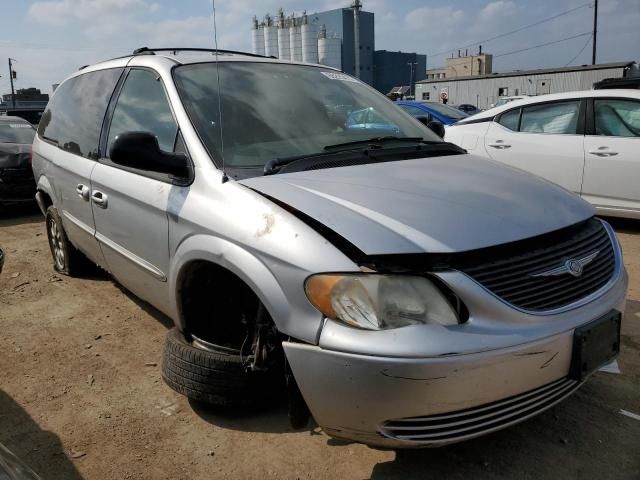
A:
[
  {"xmin": 565, "ymin": 33, "xmax": 593, "ymax": 66},
  {"xmin": 493, "ymin": 32, "xmax": 592, "ymax": 58},
  {"xmin": 427, "ymin": 2, "xmax": 592, "ymax": 58}
]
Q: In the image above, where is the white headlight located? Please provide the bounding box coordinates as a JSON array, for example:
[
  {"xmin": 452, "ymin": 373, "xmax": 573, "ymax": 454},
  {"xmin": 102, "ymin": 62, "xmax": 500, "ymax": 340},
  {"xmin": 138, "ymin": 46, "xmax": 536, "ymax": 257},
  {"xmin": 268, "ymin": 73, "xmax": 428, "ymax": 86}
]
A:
[{"xmin": 305, "ymin": 274, "xmax": 459, "ymax": 330}]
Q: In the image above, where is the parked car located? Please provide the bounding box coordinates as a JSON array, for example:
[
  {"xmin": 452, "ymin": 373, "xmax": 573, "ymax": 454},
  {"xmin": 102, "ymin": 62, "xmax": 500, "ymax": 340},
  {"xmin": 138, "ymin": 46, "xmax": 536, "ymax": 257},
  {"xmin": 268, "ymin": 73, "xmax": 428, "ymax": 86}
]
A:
[
  {"xmin": 490, "ymin": 95, "xmax": 531, "ymax": 108},
  {"xmin": 0, "ymin": 116, "xmax": 37, "ymax": 205},
  {"xmin": 594, "ymin": 62, "xmax": 640, "ymax": 90},
  {"xmin": 396, "ymin": 100, "xmax": 469, "ymax": 125},
  {"xmin": 345, "ymin": 106, "xmax": 401, "ymax": 133},
  {"xmin": 457, "ymin": 103, "xmax": 481, "ymax": 115},
  {"xmin": 446, "ymin": 89, "xmax": 640, "ymax": 219},
  {"xmin": 32, "ymin": 48, "xmax": 627, "ymax": 448}
]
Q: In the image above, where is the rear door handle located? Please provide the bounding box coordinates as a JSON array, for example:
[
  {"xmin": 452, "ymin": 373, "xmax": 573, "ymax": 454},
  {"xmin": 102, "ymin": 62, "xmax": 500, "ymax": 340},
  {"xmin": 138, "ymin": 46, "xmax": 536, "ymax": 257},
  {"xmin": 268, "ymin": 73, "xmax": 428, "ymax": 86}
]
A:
[
  {"xmin": 91, "ymin": 190, "xmax": 108, "ymax": 208},
  {"xmin": 588, "ymin": 148, "xmax": 618, "ymax": 157},
  {"xmin": 76, "ymin": 184, "xmax": 90, "ymax": 201}
]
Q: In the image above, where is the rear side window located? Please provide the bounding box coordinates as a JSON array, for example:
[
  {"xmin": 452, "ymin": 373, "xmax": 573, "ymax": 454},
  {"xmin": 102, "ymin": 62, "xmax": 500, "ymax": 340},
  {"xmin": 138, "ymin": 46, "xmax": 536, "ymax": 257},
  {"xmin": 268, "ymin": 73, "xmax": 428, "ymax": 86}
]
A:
[
  {"xmin": 399, "ymin": 104, "xmax": 427, "ymax": 118},
  {"xmin": 520, "ymin": 101, "xmax": 580, "ymax": 134},
  {"xmin": 107, "ymin": 69, "xmax": 178, "ymax": 155},
  {"xmin": 594, "ymin": 99, "xmax": 640, "ymax": 137},
  {"xmin": 38, "ymin": 68, "xmax": 122, "ymax": 159},
  {"xmin": 498, "ymin": 109, "xmax": 520, "ymax": 131}
]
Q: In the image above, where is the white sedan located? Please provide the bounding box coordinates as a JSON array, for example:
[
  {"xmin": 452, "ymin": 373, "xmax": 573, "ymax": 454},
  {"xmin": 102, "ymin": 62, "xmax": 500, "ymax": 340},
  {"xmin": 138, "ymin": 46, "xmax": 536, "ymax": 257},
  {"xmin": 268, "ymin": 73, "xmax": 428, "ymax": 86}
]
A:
[{"xmin": 445, "ymin": 89, "xmax": 640, "ymax": 219}]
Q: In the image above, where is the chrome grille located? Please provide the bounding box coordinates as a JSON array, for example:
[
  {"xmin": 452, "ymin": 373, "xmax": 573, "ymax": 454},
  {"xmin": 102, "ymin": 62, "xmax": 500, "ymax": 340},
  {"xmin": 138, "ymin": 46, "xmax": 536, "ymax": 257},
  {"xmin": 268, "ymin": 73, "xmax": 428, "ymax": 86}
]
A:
[
  {"xmin": 381, "ymin": 378, "xmax": 580, "ymax": 444},
  {"xmin": 459, "ymin": 219, "xmax": 615, "ymax": 312}
]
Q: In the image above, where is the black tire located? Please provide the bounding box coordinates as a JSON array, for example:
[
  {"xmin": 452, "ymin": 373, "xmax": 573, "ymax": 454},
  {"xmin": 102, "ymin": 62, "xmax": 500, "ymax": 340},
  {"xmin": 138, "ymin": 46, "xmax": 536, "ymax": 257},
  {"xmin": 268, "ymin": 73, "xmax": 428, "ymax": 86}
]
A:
[
  {"xmin": 161, "ymin": 328, "xmax": 275, "ymax": 407},
  {"xmin": 45, "ymin": 206, "xmax": 86, "ymax": 276}
]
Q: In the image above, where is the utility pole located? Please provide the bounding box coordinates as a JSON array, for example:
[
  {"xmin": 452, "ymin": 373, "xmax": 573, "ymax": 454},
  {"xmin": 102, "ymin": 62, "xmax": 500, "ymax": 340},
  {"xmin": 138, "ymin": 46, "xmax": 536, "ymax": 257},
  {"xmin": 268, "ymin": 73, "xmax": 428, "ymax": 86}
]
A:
[
  {"xmin": 407, "ymin": 62, "xmax": 417, "ymax": 98},
  {"xmin": 592, "ymin": 0, "xmax": 598, "ymax": 65},
  {"xmin": 8, "ymin": 58, "xmax": 16, "ymax": 108}
]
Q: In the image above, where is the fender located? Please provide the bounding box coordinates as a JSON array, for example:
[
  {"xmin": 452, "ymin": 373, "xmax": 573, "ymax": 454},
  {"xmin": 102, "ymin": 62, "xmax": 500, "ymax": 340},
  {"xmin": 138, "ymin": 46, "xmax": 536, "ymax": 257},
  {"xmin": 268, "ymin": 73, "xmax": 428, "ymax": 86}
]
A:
[{"xmin": 168, "ymin": 234, "xmax": 323, "ymax": 343}]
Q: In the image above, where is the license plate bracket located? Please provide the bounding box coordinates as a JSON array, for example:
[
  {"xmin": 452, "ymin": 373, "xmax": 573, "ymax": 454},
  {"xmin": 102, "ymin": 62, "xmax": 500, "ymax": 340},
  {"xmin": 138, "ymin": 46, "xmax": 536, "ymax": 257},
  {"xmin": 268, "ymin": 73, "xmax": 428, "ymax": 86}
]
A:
[{"xmin": 569, "ymin": 310, "xmax": 621, "ymax": 381}]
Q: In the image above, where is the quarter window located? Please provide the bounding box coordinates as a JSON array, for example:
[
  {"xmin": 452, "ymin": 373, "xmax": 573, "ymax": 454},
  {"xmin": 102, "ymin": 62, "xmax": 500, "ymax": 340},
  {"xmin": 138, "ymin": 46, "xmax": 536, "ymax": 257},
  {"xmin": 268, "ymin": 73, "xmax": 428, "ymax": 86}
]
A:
[
  {"xmin": 520, "ymin": 101, "xmax": 580, "ymax": 134},
  {"xmin": 594, "ymin": 99, "xmax": 640, "ymax": 137},
  {"xmin": 37, "ymin": 68, "xmax": 123, "ymax": 159},
  {"xmin": 107, "ymin": 69, "xmax": 178, "ymax": 156},
  {"xmin": 498, "ymin": 109, "xmax": 520, "ymax": 131}
]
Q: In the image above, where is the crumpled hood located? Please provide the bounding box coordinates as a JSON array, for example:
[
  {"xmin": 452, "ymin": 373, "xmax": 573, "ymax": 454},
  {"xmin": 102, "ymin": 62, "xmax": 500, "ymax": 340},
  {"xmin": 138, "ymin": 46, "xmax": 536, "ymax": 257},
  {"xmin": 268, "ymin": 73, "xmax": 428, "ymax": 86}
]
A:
[
  {"xmin": 0, "ymin": 143, "xmax": 31, "ymax": 169},
  {"xmin": 240, "ymin": 154, "xmax": 594, "ymax": 255}
]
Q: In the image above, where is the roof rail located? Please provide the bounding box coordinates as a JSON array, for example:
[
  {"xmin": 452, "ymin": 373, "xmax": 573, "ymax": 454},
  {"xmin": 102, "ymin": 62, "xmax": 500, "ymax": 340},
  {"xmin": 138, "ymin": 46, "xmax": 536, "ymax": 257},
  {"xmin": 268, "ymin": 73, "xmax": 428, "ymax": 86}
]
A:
[{"xmin": 132, "ymin": 47, "xmax": 273, "ymax": 59}]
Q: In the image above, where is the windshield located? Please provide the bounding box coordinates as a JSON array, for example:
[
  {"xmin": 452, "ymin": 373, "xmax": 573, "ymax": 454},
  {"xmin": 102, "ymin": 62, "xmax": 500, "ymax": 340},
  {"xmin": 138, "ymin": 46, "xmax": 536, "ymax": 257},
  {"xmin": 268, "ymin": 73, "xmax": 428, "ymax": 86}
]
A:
[
  {"xmin": 420, "ymin": 102, "xmax": 468, "ymax": 120},
  {"xmin": 495, "ymin": 97, "xmax": 519, "ymax": 107},
  {"xmin": 173, "ymin": 62, "xmax": 439, "ymax": 168},
  {"xmin": 0, "ymin": 122, "xmax": 36, "ymax": 144}
]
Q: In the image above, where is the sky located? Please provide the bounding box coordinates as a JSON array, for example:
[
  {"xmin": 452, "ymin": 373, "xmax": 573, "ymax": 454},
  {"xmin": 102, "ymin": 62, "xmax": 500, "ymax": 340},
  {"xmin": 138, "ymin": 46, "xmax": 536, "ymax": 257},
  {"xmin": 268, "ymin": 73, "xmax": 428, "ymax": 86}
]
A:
[{"xmin": 0, "ymin": 0, "xmax": 638, "ymax": 95}]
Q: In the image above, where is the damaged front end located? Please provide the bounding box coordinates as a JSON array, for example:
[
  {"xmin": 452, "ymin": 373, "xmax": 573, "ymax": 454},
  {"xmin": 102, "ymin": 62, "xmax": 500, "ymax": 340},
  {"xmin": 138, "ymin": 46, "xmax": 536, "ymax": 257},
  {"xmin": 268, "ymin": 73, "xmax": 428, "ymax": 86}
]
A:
[{"xmin": 253, "ymin": 187, "xmax": 627, "ymax": 447}]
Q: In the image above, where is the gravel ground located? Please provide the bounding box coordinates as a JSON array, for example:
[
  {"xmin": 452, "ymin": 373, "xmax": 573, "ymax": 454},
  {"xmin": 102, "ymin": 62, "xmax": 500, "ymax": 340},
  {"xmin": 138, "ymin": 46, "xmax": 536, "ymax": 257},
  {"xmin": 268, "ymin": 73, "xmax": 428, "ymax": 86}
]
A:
[{"xmin": 1, "ymin": 205, "xmax": 639, "ymax": 480}]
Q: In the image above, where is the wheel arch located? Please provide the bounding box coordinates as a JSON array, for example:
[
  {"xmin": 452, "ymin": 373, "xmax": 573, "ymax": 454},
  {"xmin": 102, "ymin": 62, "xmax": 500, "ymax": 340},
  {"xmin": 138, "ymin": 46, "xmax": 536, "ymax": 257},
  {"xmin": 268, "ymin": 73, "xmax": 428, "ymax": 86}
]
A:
[
  {"xmin": 169, "ymin": 234, "xmax": 292, "ymax": 336},
  {"xmin": 35, "ymin": 176, "xmax": 55, "ymax": 215}
]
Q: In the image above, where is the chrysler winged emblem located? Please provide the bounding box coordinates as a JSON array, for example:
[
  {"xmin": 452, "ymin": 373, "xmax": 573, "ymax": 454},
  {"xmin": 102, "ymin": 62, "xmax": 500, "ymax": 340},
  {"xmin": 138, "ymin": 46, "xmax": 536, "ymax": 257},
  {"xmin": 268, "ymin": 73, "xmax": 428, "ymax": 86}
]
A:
[{"xmin": 531, "ymin": 251, "xmax": 599, "ymax": 278}]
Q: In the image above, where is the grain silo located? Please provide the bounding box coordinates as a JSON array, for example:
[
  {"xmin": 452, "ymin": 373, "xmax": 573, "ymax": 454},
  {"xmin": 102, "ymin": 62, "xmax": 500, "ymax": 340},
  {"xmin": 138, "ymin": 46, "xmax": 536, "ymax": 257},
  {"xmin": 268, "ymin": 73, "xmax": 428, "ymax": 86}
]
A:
[
  {"xmin": 277, "ymin": 9, "xmax": 290, "ymax": 61},
  {"xmin": 289, "ymin": 18, "xmax": 303, "ymax": 62},
  {"xmin": 263, "ymin": 14, "xmax": 279, "ymax": 58},
  {"xmin": 251, "ymin": 17, "xmax": 265, "ymax": 56},
  {"xmin": 301, "ymin": 13, "xmax": 318, "ymax": 64},
  {"xmin": 318, "ymin": 25, "xmax": 342, "ymax": 70}
]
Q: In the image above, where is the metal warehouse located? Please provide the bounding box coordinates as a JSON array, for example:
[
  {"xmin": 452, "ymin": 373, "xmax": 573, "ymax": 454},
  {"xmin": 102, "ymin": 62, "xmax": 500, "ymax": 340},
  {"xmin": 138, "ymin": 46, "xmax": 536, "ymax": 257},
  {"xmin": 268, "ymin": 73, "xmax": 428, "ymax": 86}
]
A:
[{"xmin": 415, "ymin": 61, "xmax": 632, "ymax": 110}]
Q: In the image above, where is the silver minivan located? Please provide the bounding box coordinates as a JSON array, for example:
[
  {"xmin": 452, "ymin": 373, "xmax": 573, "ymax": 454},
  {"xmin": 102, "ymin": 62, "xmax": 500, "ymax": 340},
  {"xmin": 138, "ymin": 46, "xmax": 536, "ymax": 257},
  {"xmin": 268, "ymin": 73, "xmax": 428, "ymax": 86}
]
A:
[{"xmin": 32, "ymin": 48, "xmax": 627, "ymax": 448}]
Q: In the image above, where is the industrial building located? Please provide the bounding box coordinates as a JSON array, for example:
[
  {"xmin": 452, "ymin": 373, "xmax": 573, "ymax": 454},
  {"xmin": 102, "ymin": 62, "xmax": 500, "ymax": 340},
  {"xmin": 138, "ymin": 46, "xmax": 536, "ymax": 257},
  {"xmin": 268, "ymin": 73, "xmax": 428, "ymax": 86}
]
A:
[
  {"xmin": 251, "ymin": 3, "xmax": 374, "ymax": 85},
  {"xmin": 250, "ymin": 1, "xmax": 425, "ymax": 91},
  {"xmin": 426, "ymin": 48, "xmax": 493, "ymax": 80},
  {"xmin": 416, "ymin": 61, "xmax": 634, "ymax": 109},
  {"xmin": 0, "ymin": 87, "xmax": 49, "ymax": 124},
  {"xmin": 374, "ymin": 51, "xmax": 426, "ymax": 98}
]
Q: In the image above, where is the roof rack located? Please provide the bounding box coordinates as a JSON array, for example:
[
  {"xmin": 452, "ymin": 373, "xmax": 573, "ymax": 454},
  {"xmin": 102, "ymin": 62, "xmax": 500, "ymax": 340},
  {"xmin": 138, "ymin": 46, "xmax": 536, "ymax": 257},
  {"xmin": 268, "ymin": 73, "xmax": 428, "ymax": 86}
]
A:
[{"xmin": 132, "ymin": 47, "xmax": 272, "ymax": 59}]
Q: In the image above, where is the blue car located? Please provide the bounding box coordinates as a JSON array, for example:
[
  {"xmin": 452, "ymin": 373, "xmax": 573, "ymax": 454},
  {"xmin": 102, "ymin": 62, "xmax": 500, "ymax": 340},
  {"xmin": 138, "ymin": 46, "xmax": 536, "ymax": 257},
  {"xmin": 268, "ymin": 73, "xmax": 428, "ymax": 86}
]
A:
[
  {"xmin": 345, "ymin": 107, "xmax": 400, "ymax": 134},
  {"xmin": 395, "ymin": 100, "xmax": 469, "ymax": 125}
]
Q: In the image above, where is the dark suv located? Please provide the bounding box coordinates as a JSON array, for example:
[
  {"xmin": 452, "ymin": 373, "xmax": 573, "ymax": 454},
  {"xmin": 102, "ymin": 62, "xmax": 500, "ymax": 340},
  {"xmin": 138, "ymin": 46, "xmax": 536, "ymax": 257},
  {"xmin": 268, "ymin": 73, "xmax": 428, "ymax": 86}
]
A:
[{"xmin": 0, "ymin": 116, "xmax": 36, "ymax": 205}]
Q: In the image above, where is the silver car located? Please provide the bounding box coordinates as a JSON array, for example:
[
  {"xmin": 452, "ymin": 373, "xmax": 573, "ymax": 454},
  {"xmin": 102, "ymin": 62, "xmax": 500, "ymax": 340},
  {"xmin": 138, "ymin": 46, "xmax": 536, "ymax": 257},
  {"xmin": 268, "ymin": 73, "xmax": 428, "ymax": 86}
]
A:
[{"xmin": 31, "ymin": 48, "xmax": 627, "ymax": 448}]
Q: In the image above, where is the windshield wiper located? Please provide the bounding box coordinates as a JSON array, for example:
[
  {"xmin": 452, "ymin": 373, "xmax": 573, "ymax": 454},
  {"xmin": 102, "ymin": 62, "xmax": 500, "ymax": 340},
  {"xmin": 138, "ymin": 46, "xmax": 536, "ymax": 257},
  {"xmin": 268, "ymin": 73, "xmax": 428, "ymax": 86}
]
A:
[
  {"xmin": 264, "ymin": 150, "xmax": 344, "ymax": 175},
  {"xmin": 263, "ymin": 137, "xmax": 441, "ymax": 174},
  {"xmin": 263, "ymin": 140, "xmax": 466, "ymax": 176},
  {"xmin": 323, "ymin": 136, "xmax": 438, "ymax": 152}
]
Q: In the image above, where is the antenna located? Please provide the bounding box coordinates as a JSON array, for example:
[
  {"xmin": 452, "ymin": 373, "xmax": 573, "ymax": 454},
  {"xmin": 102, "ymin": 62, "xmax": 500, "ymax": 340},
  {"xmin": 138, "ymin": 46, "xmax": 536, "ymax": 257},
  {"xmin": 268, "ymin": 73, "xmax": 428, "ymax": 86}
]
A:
[{"xmin": 212, "ymin": 0, "xmax": 228, "ymax": 183}]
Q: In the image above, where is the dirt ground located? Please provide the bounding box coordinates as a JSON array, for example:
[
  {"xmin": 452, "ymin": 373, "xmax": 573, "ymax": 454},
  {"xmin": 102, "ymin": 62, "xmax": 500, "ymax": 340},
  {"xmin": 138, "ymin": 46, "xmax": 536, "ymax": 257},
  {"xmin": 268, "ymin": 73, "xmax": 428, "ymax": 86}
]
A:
[{"xmin": 1, "ymin": 205, "xmax": 639, "ymax": 480}]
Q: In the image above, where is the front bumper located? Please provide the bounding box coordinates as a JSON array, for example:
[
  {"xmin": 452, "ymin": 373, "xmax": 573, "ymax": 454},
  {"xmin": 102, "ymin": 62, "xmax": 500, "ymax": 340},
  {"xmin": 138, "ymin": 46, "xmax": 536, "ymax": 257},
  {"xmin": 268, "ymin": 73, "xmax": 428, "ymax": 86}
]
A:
[{"xmin": 283, "ymin": 267, "xmax": 628, "ymax": 448}]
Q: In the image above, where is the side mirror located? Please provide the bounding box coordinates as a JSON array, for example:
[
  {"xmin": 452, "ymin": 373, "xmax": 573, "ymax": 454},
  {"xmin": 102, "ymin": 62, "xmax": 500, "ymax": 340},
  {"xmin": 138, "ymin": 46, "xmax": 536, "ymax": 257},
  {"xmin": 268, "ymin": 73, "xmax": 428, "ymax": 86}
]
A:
[
  {"xmin": 110, "ymin": 132, "xmax": 189, "ymax": 178},
  {"xmin": 426, "ymin": 120, "xmax": 445, "ymax": 138},
  {"xmin": 416, "ymin": 115, "xmax": 430, "ymax": 126}
]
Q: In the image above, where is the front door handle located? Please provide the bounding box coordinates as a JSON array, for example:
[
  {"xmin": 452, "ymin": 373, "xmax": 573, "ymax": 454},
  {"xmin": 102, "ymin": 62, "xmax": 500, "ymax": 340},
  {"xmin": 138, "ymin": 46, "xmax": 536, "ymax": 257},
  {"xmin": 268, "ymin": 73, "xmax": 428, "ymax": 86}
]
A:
[
  {"xmin": 91, "ymin": 190, "xmax": 108, "ymax": 209},
  {"xmin": 488, "ymin": 140, "xmax": 511, "ymax": 149},
  {"xmin": 76, "ymin": 184, "xmax": 90, "ymax": 201},
  {"xmin": 588, "ymin": 147, "xmax": 618, "ymax": 157}
]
